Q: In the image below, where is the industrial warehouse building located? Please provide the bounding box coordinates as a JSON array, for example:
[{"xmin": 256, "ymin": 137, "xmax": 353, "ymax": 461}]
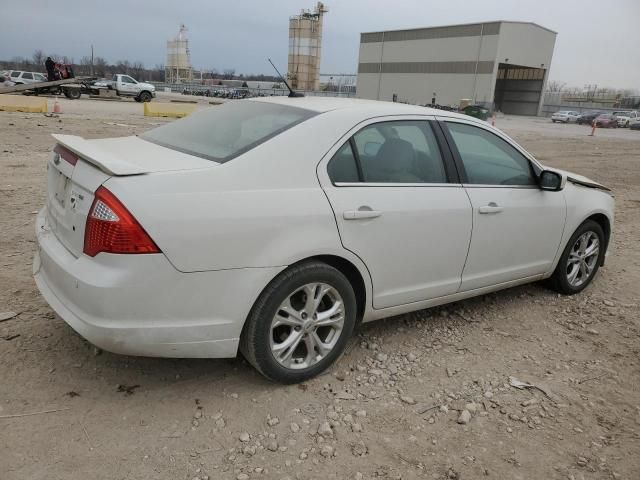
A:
[{"xmin": 356, "ymin": 21, "xmax": 556, "ymax": 115}]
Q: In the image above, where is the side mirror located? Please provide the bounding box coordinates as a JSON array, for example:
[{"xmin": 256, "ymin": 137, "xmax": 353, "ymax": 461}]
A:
[{"xmin": 539, "ymin": 170, "xmax": 564, "ymax": 191}]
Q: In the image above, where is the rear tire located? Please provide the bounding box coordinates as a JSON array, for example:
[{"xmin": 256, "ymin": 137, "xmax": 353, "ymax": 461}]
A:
[
  {"xmin": 546, "ymin": 220, "xmax": 605, "ymax": 295},
  {"xmin": 138, "ymin": 91, "xmax": 152, "ymax": 103},
  {"xmin": 240, "ymin": 261, "xmax": 357, "ymax": 384},
  {"xmin": 63, "ymin": 87, "xmax": 81, "ymax": 100}
]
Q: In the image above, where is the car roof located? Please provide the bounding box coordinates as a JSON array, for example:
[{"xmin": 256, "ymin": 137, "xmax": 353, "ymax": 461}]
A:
[{"xmin": 247, "ymin": 95, "xmax": 472, "ymax": 121}]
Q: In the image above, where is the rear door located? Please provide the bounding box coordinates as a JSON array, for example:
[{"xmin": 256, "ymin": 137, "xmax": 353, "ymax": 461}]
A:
[
  {"xmin": 440, "ymin": 118, "xmax": 566, "ymax": 291},
  {"xmin": 318, "ymin": 116, "xmax": 473, "ymax": 309}
]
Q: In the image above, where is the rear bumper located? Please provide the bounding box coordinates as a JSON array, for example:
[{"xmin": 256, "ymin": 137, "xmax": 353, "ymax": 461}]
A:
[{"xmin": 33, "ymin": 209, "xmax": 284, "ymax": 358}]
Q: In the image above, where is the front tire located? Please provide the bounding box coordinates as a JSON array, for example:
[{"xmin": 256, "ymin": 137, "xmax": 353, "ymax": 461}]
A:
[
  {"xmin": 547, "ymin": 220, "xmax": 605, "ymax": 295},
  {"xmin": 240, "ymin": 261, "xmax": 357, "ymax": 383}
]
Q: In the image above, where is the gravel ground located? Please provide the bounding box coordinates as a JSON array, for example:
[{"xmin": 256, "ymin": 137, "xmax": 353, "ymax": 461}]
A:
[{"xmin": 1, "ymin": 98, "xmax": 639, "ymax": 480}]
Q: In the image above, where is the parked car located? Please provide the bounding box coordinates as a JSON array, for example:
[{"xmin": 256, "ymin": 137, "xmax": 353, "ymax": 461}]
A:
[
  {"xmin": 34, "ymin": 97, "xmax": 614, "ymax": 383},
  {"xmin": 1, "ymin": 72, "xmax": 15, "ymax": 87},
  {"xmin": 8, "ymin": 70, "xmax": 47, "ymax": 85},
  {"xmin": 463, "ymin": 104, "xmax": 491, "ymax": 120},
  {"xmin": 612, "ymin": 111, "xmax": 639, "ymax": 128},
  {"xmin": 594, "ymin": 114, "xmax": 618, "ymax": 128},
  {"xmin": 576, "ymin": 111, "xmax": 603, "ymax": 125},
  {"xmin": 630, "ymin": 121, "xmax": 640, "ymax": 130},
  {"xmin": 551, "ymin": 111, "xmax": 580, "ymax": 123}
]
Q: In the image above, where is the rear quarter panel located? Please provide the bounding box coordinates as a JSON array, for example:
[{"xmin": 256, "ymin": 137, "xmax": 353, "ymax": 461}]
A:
[{"xmin": 104, "ymin": 111, "xmax": 369, "ymax": 274}]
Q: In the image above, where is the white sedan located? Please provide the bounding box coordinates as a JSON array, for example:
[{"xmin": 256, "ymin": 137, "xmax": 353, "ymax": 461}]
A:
[
  {"xmin": 34, "ymin": 97, "xmax": 614, "ymax": 383},
  {"xmin": 551, "ymin": 110, "xmax": 580, "ymax": 123}
]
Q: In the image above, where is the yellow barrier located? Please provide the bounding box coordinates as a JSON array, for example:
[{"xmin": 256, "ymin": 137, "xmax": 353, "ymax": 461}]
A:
[
  {"xmin": 143, "ymin": 102, "xmax": 196, "ymax": 118},
  {"xmin": 0, "ymin": 94, "xmax": 48, "ymax": 113}
]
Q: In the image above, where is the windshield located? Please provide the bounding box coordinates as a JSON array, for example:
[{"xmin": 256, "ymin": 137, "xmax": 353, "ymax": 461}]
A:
[
  {"xmin": 613, "ymin": 112, "xmax": 629, "ymax": 116},
  {"xmin": 141, "ymin": 101, "xmax": 317, "ymax": 163}
]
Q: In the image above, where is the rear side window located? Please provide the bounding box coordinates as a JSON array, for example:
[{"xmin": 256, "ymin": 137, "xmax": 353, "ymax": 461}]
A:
[
  {"xmin": 141, "ymin": 101, "xmax": 317, "ymax": 163},
  {"xmin": 10, "ymin": 71, "xmax": 20, "ymax": 77},
  {"xmin": 328, "ymin": 142, "xmax": 359, "ymax": 183},
  {"xmin": 355, "ymin": 121, "xmax": 447, "ymax": 183},
  {"xmin": 446, "ymin": 122, "xmax": 536, "ymax": 186},
  {"xmin": 23, "ymin": 72, "xmax": 33, "ymax": 79},
  {"xmin": 328, "ymin": 121, "xmax": 447, "ymax": 184}
]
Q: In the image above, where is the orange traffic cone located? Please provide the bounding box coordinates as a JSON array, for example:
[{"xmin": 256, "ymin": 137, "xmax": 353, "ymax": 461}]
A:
[
  {"xmin": 589, "ymin": 119, "xmax": 596, "ymax": 136},
  {"xmin": 53, "ymin": 99, "xmax": 61, "ymax": 114}
]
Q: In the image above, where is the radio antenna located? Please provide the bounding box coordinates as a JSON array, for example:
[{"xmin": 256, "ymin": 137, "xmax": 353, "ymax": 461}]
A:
[{"xmin": 268, "ymin": 58, "xmax": 304, "ymax": 97}]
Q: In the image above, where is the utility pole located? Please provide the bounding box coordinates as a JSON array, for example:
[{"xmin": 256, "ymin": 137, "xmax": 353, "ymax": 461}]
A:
[{"xmin": 90, "ymin": 44, "xmax": 94, "ymax": 76}]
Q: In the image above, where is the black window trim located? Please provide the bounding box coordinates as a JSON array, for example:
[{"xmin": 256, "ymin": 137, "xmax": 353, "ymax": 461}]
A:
[
  {"xmin": 438, "ymin": 119, "xmax": 542, "ymax": 188},
  {"xmin": 329, "ymin": 118, "xmax": 460, "ymax": 187}
]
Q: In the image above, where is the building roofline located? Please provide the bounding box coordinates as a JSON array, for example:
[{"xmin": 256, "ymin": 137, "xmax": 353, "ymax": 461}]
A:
[{"xmin": 361, "ymin": 20, "xmax": 557, "ymax": 37}]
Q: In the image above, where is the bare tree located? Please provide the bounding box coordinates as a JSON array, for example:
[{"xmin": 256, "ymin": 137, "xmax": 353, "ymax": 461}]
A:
[
  {"xmin": 546, "ymin": 80, "xmax": 566, "ymax": 93},
  {"xmin": 131, "ymin": 61, "xmax": 145, "ymax": 79},
  {"xmin": 223, "ymin": 68, "xmax": 235, "ymax": 80},
  {"xmin": 32, "ymin": 49, "xmax": 46, "ymax": 68},
  {"xmin": 78, "ymin": 56, "xmax": 94, "ymax": 75},
  {"xmin": 92, "ymin": 57, "xmax": 107, "ymax": 76}
]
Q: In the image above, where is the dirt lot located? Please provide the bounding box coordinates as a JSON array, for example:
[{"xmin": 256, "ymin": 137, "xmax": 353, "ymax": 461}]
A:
[{"xmin": 1, "ymin": 98, "xmax": 639, "ymax": 480}]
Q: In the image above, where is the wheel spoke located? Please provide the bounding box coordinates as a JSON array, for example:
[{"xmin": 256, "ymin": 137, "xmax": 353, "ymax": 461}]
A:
[
  {"xmin": 303, "ymin": 333, "xmax": 320, "ymax": 366},
  {"xmin": 584, "ymin": 242, "xmax": 599, "ymax": 259},
  {"xmin": 567, "ymin": 263, "xmax": 580, "ymax": 285},
  {"xmin": 579, "ymin": 261, "xmax": 589, "ymax": 280},
  {"xmin": 313, "ymin": 301, "xmax": 344, "ymax": 328},
  {"xmin": 274, "ymin": 298, "xmax": 304, "ymax": 328},
  {"xmin": 302, "ymin": 283, "xmax": 331, "ymax": 315},
  {"xmin": 311, "ymin": 331, "xmax": 333, "ymax": 356},
  {"xmin": 272, "ymin": 330, "xmax": 303, "ymax": 365},
  {"xmin": 578, "ymin": 234, "xmax": 589, "ymax": 254}
]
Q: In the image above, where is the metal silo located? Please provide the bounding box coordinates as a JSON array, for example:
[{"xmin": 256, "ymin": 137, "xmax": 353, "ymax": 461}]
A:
[
  {"xmin": 165, "ymin": 25, "xmax": 193, "ymax": 84},
  {"xmin": 288, "ymin": 2, "xmax": 328, "ymax": 92}
]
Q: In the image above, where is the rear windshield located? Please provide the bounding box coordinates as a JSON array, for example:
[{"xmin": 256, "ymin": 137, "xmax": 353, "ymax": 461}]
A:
[{"xmin": 141, "ymin": 101, "xmax": 317, "ymax": 163}]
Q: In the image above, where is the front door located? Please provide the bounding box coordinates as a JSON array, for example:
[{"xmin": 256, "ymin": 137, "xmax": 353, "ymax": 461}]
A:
[
  {"xmin": 320, "ymin": 118, "xmax": 473, "ymax": 309},
  {"xmin": 441, "ymin": 119, "xmax": 566, "ymax": 291}
]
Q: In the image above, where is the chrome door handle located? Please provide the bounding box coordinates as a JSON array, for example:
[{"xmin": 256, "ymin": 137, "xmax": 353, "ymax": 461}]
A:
[
  {"xmin": 343, "ymin": 208, "xmax": 382, "ymax": 220},
  {"xmin": 478, "ymin": 203, "xmax": 503, "ymax": 214}
]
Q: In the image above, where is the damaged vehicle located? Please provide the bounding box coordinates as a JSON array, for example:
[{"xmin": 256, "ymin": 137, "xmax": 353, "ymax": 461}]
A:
[{"xmin": 34, "ymin": 97, "xmax": 614, "ymax": 383}]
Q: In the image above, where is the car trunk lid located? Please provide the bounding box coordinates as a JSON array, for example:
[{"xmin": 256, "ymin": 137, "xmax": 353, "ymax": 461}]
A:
[{"xmin": 46, "ymin": 134, "xmax": 215, "ymax": 257}]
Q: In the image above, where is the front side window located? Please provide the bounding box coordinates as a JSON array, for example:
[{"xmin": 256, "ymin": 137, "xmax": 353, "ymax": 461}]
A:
[
  {"xmin": 331, "ymin": 121, "xmax": 447, "ymax": 184},
  {"xmin": 121, "ymin": 76, "xmax": 136, "ymax": 84},
  {"xmin": 141, "ymin": 101, "xmax": 317, "ymax": 163},
  {"xmin": 446, "ymin": 122, "xmax": 536, "ymax": 186}
]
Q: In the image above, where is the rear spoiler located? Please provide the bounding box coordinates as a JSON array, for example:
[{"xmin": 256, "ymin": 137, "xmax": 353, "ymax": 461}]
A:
[{"xmin": 52, "ymin": 134, "xmax": 147, "ymax": 176}]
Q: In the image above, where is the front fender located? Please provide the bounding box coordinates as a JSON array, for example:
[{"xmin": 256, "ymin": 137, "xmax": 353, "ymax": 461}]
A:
[{"xmin": 548, "ymin": 183, "xmax": 614, "ymax": 274}]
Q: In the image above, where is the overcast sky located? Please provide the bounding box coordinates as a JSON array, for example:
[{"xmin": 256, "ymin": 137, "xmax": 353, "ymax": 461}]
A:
[{"xmin": 2, "ymin": 0, "xmax": 639, "ymax": 89}]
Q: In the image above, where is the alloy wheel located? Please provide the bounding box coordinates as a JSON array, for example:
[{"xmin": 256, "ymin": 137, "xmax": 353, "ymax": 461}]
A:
[
  {"xmin": 269, "ymin": 283, "xmax": 345, "ymax": 370},
  {"xmin": 566, "ymin": 231, "xmax": 600, "ymax": 288}
]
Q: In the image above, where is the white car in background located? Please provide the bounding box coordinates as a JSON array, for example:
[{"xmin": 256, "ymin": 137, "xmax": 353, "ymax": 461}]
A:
[
  {"xmin": 612, "ymin": 111, "xmax": 639, "ymax": 128},
  {"xmin": 8, "ymin": 70, "xmax": 47, "ymax": 85},
  {"xmin": 551, "ymin": 110, "xmax": 580, "ymax": 123},
  {"xmin": 34, "ymin": 97, "xmax": 614, "ymax": 383}
]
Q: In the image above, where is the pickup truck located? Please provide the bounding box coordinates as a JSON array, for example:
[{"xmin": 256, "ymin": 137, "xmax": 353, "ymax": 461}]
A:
[{"xmin": 93, "ymin": 74, "xmax": 156, "ymax": 102}]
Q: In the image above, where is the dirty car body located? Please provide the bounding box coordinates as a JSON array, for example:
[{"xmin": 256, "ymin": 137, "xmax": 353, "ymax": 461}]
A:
[{"xmin": 34, "ymin": 97, "xmax": 615, "ymax": 382}]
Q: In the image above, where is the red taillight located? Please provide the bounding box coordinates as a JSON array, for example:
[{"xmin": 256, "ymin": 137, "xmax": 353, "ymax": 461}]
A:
[
  {"xmin": 53, "ymin": 144, "xmax": 78, "ymax": 166},
  {"xmin": 84, "ymin": 186, "xmax": 160, "ymax": 257}
]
